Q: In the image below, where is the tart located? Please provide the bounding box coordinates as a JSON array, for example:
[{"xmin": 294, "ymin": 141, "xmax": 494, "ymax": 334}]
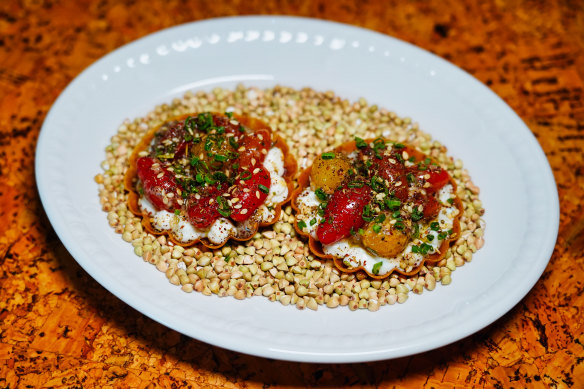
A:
[
  {"xmin": 291, "ymin": 137, "xmax": 463, "ymax": 279},
  {"xmin": 125, "ymin": 112, "xmax": 297, "ymax": 249}
]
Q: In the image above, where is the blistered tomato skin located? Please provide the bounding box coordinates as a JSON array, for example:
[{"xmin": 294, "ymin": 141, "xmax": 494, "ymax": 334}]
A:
[
  {"xmin": 136, "ymin": 156, "xmax": 179, "ymax": 211},
  {"xmin": 230, "ymin": 166, "xmax": 271, "ymax": 222},
  {"xmin": 423, "ymin": 168, "xmax": 450, "ymax": 192},
  {"xmin": 317, "ymin": 185, "xmax": 372, "ymax": 245},
  {"xmin": 238, "ymin": 129, "xmax": 271, "ymax": 169},
  {"xmin": 186, "ymin": 185, "xmax": 224, "ymax": 228},
  {"xmin": 377, "ymin": 156, "xmax": 408, "ymax": 201}
]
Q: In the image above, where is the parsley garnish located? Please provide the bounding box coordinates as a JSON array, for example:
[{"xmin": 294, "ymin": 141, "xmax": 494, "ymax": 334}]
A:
[
  {"xmin": 411, "ymin": 207, "xmax": 423, "ymax": 221},
  {"xmin": 372, "ymin": 261, "xmax": 382, "ymax": 275},
  {"xmin": 216, "ymin": 195, "xmax": 231, "ymax": 217},
  {"xmin": 355, "ymin": 137, "xmax": 368, "ymax": 149},
  {"xmin": 315, "ymin": 188, "xmax": 328, "ymax": 202},
  {"xmin": 258, "ymin": 184, "xmax": 269, "ymax": 194}
]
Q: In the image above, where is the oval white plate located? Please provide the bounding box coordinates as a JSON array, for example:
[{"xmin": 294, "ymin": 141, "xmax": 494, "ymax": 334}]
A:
[{"xmin": 35, "ymin": 16, "xmax": 559, "ymax": 363}]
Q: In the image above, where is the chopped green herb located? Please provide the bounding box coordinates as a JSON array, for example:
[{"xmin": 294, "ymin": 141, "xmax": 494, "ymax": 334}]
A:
[
  {"xmin": 321, "ymin": 152, "xmax": 335, "ymax": 160},
  {"xmin": 372, "ymin": 224, "xmax": 382, "ymax": 233},
  {"xmin": 225, "ymin": 111, "xmax": 234, "ymax": 119},
  {"xmin": 213, "ymin": 171, "xmax": 228, "ymax": 182},
  {"xmin": 427, "ymin": 234, "xmax": 435, "ymax": 241},
  {"xmin": 372, "ymin": 261, "xmax": 383, "ymax": 275},
  {"xmin": 229, "ymin": 137, "xmax": 239, "ymax": 149},
  {"xmin": 174, "ymin": 209, "xmax": 180, "ymax": 216},
  {"xmin": 370, "ymin": 175, "xmax": 385, "ymax": 191},
  {"xmin": 406, "ymin": 172, "xmax": 416, "ymax": 183},
  {"xmin": 348, "ymin": 181, "xmax": 365, "ymax": 188},
  {"xmin": 315, "ymin": 188, "xmax": 328, "ymax": 201},
  {"xmin": 204, "ymin": 174, "xmax": 216, "ymax": 185},
  {"xmin": 214, "ymin": 154, "xmax": 228, "ymax": 162},
  {"xmin": 310, "ymin": 218, "xmax": 317, "ymax": 226},
  {"xmin": 355, "ymin": 137, "xmax": 368, "ymax": 149},
  {"xmin": 358, "ymin": 228, "xmax": 364, "ymax": 235},
  {"xmin": 393, "ymin": 142, "xmax": 405, "ymax": 149},
  {"xmin": 447, "ymin": 198, "xmax": 454, "ymax": 205},
  {"xmin": 420, "ymin": 243, "xmax": 433, "ymax": 254},
  {"xmin": 258, "ymin": 184, "xmax": 270, "ymax": 194},
  {"xmin": 184, "ymin": 116, "xmax": 194, "ymax": 131},
  {"xmin": 216, "ymin": 195, "xmax": 231, "ymax": 218},
  {"xmin": 361, "ymin": 205, "xmax": 376, "ymax": 222},
  {"xmin": 376, "ymin": 214, "xmax": 386, "ymax": 223},
  {"xmin": 298, "ymin": 220, "xmax": 307, "ymax": 229},
  {"xmin": 411, "ymin": 207, "xmax": 423, "ymax": 222},
  {"xmin": 412, "ymin": 222, "xmax": 420, "ymax": 239},
  {"xmin": 240, "ymin": 170, "xmax": 252, "ymax": 180},
  {"xmin": 385, "ymin": 198, "xmax": 401, "ymax": 210},
  {"xmin": 430, "ymin": 221, "xmax": 440, "ymax": 231}
]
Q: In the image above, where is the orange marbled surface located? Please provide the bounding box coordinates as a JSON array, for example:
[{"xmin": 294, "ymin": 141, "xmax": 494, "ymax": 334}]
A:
[{"xmin": 1, "ymin": 0, "xmax": 583, "ymax": 387}]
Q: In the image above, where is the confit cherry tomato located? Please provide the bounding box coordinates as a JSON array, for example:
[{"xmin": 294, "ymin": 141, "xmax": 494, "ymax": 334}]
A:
[
  {"xmin": 317, "ymin": 185, "xmax": 372, "ymax": 245},
  {"xmin": 376, "ymin": 155, "xmax": 408, "ymax": 201},
  {"xmin": 136, "ymin": 156, "xmax": 180, "ymax": 212},
  {"xmin": 420, "ymin": 167, "xmax": 450, "ymax": 192},
  {"xmin": 237, "ymin": 129, "xmax": 271, "ymax": 169},
  {"xmin": 186, "ymin": 184, "xmax": 226, "ymax": 228},
  {"xmin": 230, "ymin": 166, "xmax": 271, "ymax": 222}
]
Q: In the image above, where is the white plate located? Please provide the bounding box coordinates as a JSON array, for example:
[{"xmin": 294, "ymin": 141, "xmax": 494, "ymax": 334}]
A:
[{"xmin": 35, "ymin": 16, "xmax": 559, "ymax": 363}]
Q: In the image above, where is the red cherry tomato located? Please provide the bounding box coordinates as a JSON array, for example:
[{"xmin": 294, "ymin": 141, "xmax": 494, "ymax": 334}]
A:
[
  {"xmin": 377, "ymin": 156, "xmax": 408, "ymax": 201},
  {"xmin": 317, "ymin": 185, "xmax": 372, "ymax": 245},
  {"xmin": 237, "ymin": 129, "xmax": 271, "ymax": 169},
  {"xmin": 423, "ymin": 196, "xmax": 440, "ymax": 219},
  {"xmin": 186, "ymin": 185, "xmax": 224, "ymax": 228},
  {"xmin": 230, "ymin": 165, "xmax": 271, "ymax": 222},
  {"xmin": 423, "ymin": 168, "xmax": 450, "ymax": 192},
  {"xmin": 152, "ymin": 122, "xmax": 187, "ymax": 159},
  {"xmin": 136, "ymin": 156, "xmax": 180, "ymax": 211}
]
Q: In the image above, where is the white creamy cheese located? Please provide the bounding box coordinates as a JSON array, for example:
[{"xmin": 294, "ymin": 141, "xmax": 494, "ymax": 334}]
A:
[
  {"xmin": 139, "ymin": 146, "xmax": 287, "ymax": 244},
  {"xmin": 256, "ymin": 147, "xmax": 288, "ymax": 223},
  {"xmin": 324, "ymin": 240, "xmax": 400, "ymax": 275},
  {"xmin": 295, "ymin": 188, "xmax": 322, "ymax": 238}
]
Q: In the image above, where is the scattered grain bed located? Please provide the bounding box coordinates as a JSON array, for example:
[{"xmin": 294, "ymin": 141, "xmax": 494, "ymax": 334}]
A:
[{"xmin": 95, "ymin": 85, "xmax": 485, "ymax": 311}]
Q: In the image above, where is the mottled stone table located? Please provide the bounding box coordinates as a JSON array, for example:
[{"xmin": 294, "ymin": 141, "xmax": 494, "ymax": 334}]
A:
[{"xmin": 1, "ymin": 0, "xmax": 582, "ymax": 387}]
